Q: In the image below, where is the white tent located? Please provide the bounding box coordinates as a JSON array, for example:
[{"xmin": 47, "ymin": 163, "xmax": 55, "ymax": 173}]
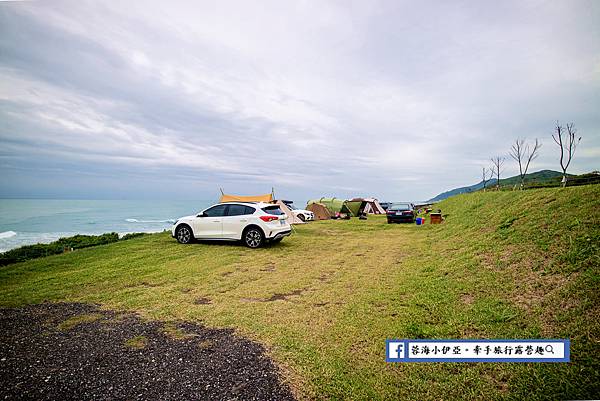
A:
[{"xmin": 364, "ymin": 198, "xmax": 386, "ymax": 214}]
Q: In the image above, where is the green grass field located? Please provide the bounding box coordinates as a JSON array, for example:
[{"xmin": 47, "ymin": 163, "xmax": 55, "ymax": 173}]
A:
[{"xmin": 1, "ymin": 186, "xmax": 598, "ymax": 400}]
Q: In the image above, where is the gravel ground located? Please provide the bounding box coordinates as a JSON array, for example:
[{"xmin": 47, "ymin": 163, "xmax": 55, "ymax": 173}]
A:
[{"xmin": 0, "ymin": 303, "xmax": 296, "ymax": 401}]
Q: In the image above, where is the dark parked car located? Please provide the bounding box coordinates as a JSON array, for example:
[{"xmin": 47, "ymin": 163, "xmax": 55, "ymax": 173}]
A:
[{"xmin": 386, "ymin": 203, "xmax": 415, "ymax": 223}]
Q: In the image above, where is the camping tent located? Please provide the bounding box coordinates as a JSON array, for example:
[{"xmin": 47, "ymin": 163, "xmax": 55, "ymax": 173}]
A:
[
  {"xmin": 348, "ymin": 198, "xmax": 386, "ymax": 214},
  {"xmin": 306, "ymin": 202, "xmax": 331, "ymax": 220},
  {"xmin": 307, "ymin": 197, "xmax": 353, "ymax": 216},
  {"xmin": 219, "ymin": 193, "xmax": 273, "ymax": 203},
  {"xmin": 344, "ymin": 200, "xmax": 363, "ymax": 216},
  {"xmin": 273, "ymin": 200, "xmax": 305, "ymax": 224},
  {"xmin": 365, "ymin": 198, "xmax": 386, "ymax": 214}
]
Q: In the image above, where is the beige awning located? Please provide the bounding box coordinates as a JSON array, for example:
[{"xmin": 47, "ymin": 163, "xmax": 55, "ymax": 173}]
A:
[{"xmin": 219, "ymin": 193, "xmax": 273, "ymax": 203}]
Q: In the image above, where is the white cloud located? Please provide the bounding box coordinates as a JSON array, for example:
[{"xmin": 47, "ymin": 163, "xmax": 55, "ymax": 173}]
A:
[{"xmin": 1, "ymin": 0, "xmax": 599, "ymax": 200}]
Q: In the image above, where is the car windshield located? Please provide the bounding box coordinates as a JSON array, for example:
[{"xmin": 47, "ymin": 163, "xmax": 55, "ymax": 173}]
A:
[
  {"xmin": 262, "ymin": 206, "xmax": 285, "ymax": 215},
  {"xmin": 389, "ymin": 203, "xmax": 411, "ymax": 211}
]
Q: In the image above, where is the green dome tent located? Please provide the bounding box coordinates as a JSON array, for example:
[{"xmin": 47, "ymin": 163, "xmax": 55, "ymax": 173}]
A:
[{"xmin": 307, "ymin": 197, "xmax": 354, "ymax": 216}]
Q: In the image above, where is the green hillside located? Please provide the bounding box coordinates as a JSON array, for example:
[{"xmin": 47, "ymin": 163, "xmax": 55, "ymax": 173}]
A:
[
  {"xmin": 497, "ymin": 169, "xmax": 566, "ymax": 186},
  {"xmin": 1, "ymin": 186, "xmax": 599, "ymax": 400},
  {"xmin": 429, "ymin": 170, "xmax": 586, "ymax": 202}
]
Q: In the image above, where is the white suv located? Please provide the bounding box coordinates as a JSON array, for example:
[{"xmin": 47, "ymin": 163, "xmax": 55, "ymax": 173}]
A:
[
  {"xmin": 172, "ymin": 202, "xmax": 291, "ymax": 248},
  {"xmin": 284, "ymin": 202, "xmax": 314, "ymax": 221}
]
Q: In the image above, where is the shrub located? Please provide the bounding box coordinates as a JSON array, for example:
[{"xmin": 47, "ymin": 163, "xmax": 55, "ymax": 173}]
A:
[{"xmin": 0, "ymin": 233, "xmax": 122, "ymax": 266}]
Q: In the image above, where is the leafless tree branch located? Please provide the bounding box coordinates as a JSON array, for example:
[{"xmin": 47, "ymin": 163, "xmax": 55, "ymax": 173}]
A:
[
  {"xmin": 509, "ymin": 138, "xmax": 541, "ymax": 189},
  {"xmin": 481, "ymin": 166, "xmax": 493, "ymax": 191},
  {"xmin": 553, "ymin": 122, "xmax": 581, "ymax": 187},
  {"xmin": 490, "ymin": 156, "xmax": 505, "ymax": 190}
]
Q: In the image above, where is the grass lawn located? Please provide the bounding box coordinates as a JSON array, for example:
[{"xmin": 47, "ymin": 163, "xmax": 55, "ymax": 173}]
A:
[{"xmin": 1, "ymin": 186, "xmax": 598, "ymax": 400}]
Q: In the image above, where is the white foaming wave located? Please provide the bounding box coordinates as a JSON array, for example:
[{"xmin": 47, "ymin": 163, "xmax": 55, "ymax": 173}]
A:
[
  {"xmin": 0, "ymin": 231, "xmax": 17, "ymax": 239},
  {"xmin": 125, "ymin": 218, "xmax": 175, "ymax": 223},
  {"xmin": 0, "ymin": 231, "xmax": 78, "ymax": 253}
]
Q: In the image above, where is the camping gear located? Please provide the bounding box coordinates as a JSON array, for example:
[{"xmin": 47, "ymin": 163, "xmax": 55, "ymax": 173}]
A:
[
  {"xmin": 430, "ymin": 213, "xmax": 442, "ymax": 224},
  {"xmin": 306, "ymin": 202, "xmax": 331, "ymax": 220},
  {"xmin": 273, "ymin": 200, "xmax": 305, "ymax": 224},
  {"xmin": 416, "ymin": 217, "xmax": 423, "ymax": 225}
]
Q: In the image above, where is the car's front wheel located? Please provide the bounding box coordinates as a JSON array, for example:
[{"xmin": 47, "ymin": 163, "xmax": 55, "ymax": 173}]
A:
[
  {"xmin": 298, "ymin": 214, "xmax": 306, "ymax": 222},
  {"xmin": 175, "ymin": 224, "xmax": 193, "ymax": 244},
  {"xmin": 243, "ymin": 227, "xmax": 264, "ymax": 248}
]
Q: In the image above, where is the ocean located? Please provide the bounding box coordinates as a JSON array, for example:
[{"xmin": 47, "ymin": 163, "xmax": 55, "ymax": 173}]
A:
[{"xmin": 0, "ymin": 199, "xmax": 214, "ymax": 253}]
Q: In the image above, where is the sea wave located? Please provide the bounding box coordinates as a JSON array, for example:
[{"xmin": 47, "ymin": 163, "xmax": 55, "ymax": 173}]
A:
[
  {"xmin": 0, "ymin": 231, "xmax": 77, "ymax": 253},
  {"xmin": 0, "ymin": 231, "xmax": 17, "ymax": 239},
  {"xmin": 125, "ymin": 218, "xmax": 175, "ymax": 223}
]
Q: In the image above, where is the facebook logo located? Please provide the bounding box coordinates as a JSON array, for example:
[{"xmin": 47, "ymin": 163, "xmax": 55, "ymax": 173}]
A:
[{"xmin": 387, "ymin": 341, "xmax": 405, "ymax": 361}]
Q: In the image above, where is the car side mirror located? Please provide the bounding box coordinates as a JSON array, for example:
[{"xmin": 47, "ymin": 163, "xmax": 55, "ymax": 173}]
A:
[{"xmin": 197, "ymin": 212, "xmax": 207, "ymax": 217}]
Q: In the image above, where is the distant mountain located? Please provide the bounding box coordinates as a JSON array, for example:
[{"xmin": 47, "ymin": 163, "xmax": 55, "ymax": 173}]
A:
[
  {"xmin": 428, "ymin": 180, "xmax": 497, "ymax": 203},
  {"xmin": 428, "ymin": 170, "xmax": 565, "ymax": 202}
]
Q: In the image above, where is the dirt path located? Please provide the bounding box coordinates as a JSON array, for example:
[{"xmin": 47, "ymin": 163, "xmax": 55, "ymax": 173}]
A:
[{"xmin": 0, "ymin": 303, "xmax": 295, "ymax": 400}]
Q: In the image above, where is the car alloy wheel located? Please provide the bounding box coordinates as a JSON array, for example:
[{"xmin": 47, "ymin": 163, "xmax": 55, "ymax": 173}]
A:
[
  {"xmin": 176, "ymin": 226, "xmax": 192, "ymax": 244},
  {"xmin": 244, "ymin": 228, "xmax": 263, "ymax": 248}
]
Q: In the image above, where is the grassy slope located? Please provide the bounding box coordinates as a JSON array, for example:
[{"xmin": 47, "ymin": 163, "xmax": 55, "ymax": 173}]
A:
[{"xmin": 0, "ymin": 186, "xmax": 598, "ymax": 400}]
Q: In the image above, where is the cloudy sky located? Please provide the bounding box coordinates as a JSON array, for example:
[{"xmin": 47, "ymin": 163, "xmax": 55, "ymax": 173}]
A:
[{"xmin": 1, "ymin": 0, "xmax": 599, "ymax": 202}]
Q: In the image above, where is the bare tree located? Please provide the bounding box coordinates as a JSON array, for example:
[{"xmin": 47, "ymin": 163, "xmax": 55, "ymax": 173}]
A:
[
  {"xmin": 490, "ymin": 156, "xmax": 505, "ymax": 190},
  {"xmin": 481, "ymin": 167, "xmax": 492, "ymax": 191},
  {"xmin": 509, "ymin": 138, "xmax": 542, "ymax": 190},
  {"xmin": 552, "ymin": 122, "xmax": 581, "ymax": 187}
]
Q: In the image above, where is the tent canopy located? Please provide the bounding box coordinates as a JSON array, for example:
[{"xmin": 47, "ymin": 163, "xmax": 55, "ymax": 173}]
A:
[{"xmin": 219, "ymin": 193, "xmax": 273, "ymax": 203}]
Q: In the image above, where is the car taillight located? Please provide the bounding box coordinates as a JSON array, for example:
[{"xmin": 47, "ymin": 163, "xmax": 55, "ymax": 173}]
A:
[{"xmin": 260, "ymin": 215, "xmax": 279, "ymax": 222}]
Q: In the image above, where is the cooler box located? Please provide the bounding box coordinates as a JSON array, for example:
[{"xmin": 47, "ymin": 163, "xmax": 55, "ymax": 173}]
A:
[{"xmin": 430, "ymin": 213, "xmax": 442, "ymax": 224}]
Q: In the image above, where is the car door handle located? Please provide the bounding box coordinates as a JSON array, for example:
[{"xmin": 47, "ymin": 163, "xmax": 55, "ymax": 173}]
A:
[
  {"xmin": 212, "ymin": 220, "xmax": 220, "ymax": 222},
  {"xmin": 240, "ymin": 219, "xmax": 247, "ymax": 222}
]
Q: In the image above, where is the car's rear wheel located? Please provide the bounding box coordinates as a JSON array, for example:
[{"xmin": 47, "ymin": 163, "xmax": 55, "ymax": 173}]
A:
[
  {"xmin": 243, "ymin": 227, "xmax": 264, "ymax": 248},
  {"xmin": 175, "ymin": 224, "xmax": 193, "ymax": 244}
]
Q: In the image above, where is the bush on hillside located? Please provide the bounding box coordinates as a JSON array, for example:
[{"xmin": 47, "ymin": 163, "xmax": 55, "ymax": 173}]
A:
[{"xmin": 0, "ymin": 232, "xmax": 147, "ymax": 266}]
